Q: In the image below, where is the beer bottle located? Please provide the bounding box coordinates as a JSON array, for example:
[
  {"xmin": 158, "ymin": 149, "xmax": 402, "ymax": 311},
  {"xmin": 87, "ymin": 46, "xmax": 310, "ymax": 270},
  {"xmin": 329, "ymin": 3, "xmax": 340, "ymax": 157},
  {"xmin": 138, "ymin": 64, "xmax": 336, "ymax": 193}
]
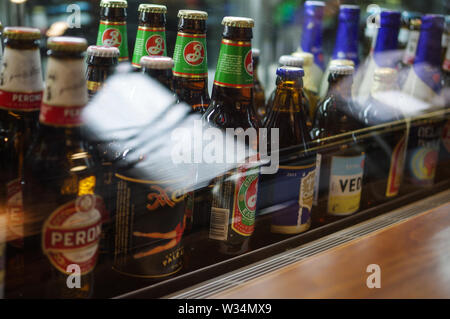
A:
[
  {"xmin": 265, "ymin": 55, "xmax": 310, "ymax": 123},
  {"xmin": 397, "ymin": 18, "xmax": 422, "ymax": 88},
  {"xmin": 398, "ymin": 11, "xmax": 421, "ymax": 51},
  {"xmin": 0, "ymin": 27, "xmax": 43, "ymax": 297},
  {"xmin": 262, "ymin": 66, "xmax": 315, "ymax": 235},
  {"xmin": 131, "ymin": 4, "xmax": 167, "ymax": 68},
  {"xmin": 252, "ymin": 48, "xmax": 266, "ymax": 119},
  {"xmin": 86, "ymin": 45, "xmax": 119, "ymax": 99},
  {"xmin": 203, "ymin": 16, "xmax": 259, "ymax": 255},
  {"xmin": 357, "ymin": 10, "xmax": 401, "ymax": 105},
  {"xmin": 320, "ymin": 4, "xmax": 360, "ymax": 99},
  {"xmin": 360, "ymin": 68, "xmax": 408, "ymax": 207},
  {"xmin": 22, "ymin": 37, "xmax": 102, "ymax": 298},
  {"xmin": 172, "ymin": 10, "xmax": 210, "ymax": 113},
  {"xmin": 292, "ymin": 52, "xmax": 319, "ymax": 120},
  {"xmin": 402, "ymin": 15, "xmax": 445, "ymax": 187},
  {"xmin": 311, "ymin": 65, "xmax": 365, "ymax": 225},
  {"xmin": 140, "ymin": 55, "xmax": 174, "ymax": 92},
  {"xmin": 441, "ymin": 16, "xmax": 450, "ymax": 64},
  {"xmin": 96, "ymin": 0, "xmax": 129, "ymax": 62},
  {"xmin": 297, "ymin": 1, "xmax": 325, "ymax": 90}
]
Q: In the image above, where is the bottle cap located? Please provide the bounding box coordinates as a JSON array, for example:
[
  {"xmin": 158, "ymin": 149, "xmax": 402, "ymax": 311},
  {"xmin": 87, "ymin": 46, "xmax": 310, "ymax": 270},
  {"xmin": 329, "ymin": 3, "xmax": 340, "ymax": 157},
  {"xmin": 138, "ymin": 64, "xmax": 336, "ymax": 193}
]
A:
[
  {"xmin": 47, "ymin": 36, "xmax": 88, "ymax": 52},
  {"xmin": 100, "ymin": 0, "xmax": 127, "ymax": 8},
  {"xmin": 222, "ymin": 16, "xmax": 254, "ymax": 28},
  {"xmin": 279, "ymin": 55, "xmax": 304, "ymax": 67},
  {"xmin": 304, "ymin": 1, "xmax": 325, "ymax": 19},
  {"xmin": 330, "ymin": 59, "xmax": 355, "ymax": 67},
  {"xmin": 380, "ymin": 10, "xmax": 401, "ymax": 28},
  {"xmin": 138, "ymin": 4, "xmax": 167, "ymax": 13},
  {"xmin": 87, "ymin": 45, "xmax": 120, "ymax": 58},
  {"xmin": 329, "ymin": 64, "xmax": 354, "ymax": 75},
  {"xmin": 178, "ymin": 10, "xmax": 208, "ymax": 20},
  {"xmin": 140, "ymin": 56, "xmax": 174, "ymax": 69},
  {"xmin": 3, "ymin": 27, "xmax": 41, "ymax": 40},
  {"xmin": 252, "ymin": 48, "xmax": 260, "ymax": 57},
  {"xmin": 291, "ymin": 52, "xmax": 313, "ymax": 66},
  {"xmin": 276, "ymin": 66, "xmax": 305, "ymax": 78},
  {"xmin": 373, "ymin": 67, "xmax": 397, "ymax": 82},
  {"xmin": 420, "ymin": 14, "xmax": 445, "ymax": 31}
]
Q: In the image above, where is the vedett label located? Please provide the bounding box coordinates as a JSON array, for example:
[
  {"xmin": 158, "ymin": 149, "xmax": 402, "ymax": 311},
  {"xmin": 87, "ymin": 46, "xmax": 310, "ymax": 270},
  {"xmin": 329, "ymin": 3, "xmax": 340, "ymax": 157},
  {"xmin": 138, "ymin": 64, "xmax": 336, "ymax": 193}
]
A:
[{"xmin": 328, "ymin": 154, "xmax": 365, "ymax": 216}]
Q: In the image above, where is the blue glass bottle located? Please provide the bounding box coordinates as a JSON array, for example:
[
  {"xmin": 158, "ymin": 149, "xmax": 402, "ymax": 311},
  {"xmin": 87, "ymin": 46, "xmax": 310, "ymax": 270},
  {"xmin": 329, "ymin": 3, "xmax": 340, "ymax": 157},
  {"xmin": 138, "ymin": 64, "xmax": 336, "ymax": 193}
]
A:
[
  {"xmin": 332, "ymin": 5, "xmax": 361, "ymax": 66},
  {"xmin": 300, "ymin": 1, "xmax": 325, "ymax": 71}
]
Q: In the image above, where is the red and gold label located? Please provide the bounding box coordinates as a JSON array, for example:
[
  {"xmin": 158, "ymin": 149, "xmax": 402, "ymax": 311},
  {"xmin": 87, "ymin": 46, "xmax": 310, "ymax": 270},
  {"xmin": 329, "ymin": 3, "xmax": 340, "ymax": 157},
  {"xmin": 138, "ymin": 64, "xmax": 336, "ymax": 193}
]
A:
[
  {"xmin": 0, "ymin": 89, "xmax": 42, "ymax": 111},
  {"xmin": 42, "ymin": 194, "xmax": 102, "ymax": 275},
  {"xmin": 39, "ymin": 103, "xmax": 85, "ymax": 127}
]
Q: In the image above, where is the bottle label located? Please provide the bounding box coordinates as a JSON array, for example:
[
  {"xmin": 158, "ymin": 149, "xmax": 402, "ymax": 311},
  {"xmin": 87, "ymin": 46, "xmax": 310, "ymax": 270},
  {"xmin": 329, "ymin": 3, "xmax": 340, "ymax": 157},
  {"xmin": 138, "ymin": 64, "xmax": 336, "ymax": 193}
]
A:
[
  {"xmin": 214, "ymin": 39, "xmax": 253, "ymax": 88},
  {"xmin": 6, "ymin": 179, "xmax": 24, "ymax": 242},
  {"xmin": 313, "ymin": 153, "xmax": 322, "ymax": 206},
  {"xmin": 407, "ymin": 124, "xmax": 440, "ymax": 186},
  {"xmin": 97, "ymin": 21, "xmax": 129, "ymax": 61},
  {"xmin": 172, "ymin": 32, "xmax": 207, "ymax": 78},
  {"xmin": 113, "ymin": 175, "xmax": 186, "ymax": 277},
  {"xmin": 0, "ymin": 90, "xmax": 43, "ymax": 111},
  {"xmin": 231, "ymin": 166, "xmax": 258, "ymax": 236},
  {"xmin": 131, "ymin": 27, "xmax": 167, "ymax": 67},
  {"xmin": 328, "ymin": 154, "xmax": 365, "ymax": 216},
  {"xmin": 386, "ymin": 133, "xmax": 408, "ymax": 197},
  {"xmin": 39, "ymin": 104, "xmax": 84, "ymax": 127},
  {"xmin": 402, "ymin": 30, "xmax": 420, "ymax": 65},
  {"xmin": 42, "ymin": 194, "xmax": 102, "ymax": 275},
  {"xmin": 209, "ymin": 165, "xmax": 258, "ymax": 241},
  {"xmin": 270, "ymin": 164, "xmax": 315, "ymax": 234}
]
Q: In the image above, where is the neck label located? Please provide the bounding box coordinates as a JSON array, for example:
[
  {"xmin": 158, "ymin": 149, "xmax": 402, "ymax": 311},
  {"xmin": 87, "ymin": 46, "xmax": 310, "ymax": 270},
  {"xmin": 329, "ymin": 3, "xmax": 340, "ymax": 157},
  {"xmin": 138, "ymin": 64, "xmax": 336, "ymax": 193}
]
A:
[
  {"xmin": 97, "ymin": 21, "xmax": 129, "ymax": 61},
  {"xmin": 132, "ymin": 27, "xmax": 167, "ymax": 67},
  {"xmin": 173, "ymin": 33, "xmax": 207, "ymax": 78},
  {"xmin": 0, "ymin": 90, "xmax": 42, "ymax": 111},
  {"xmin": 214, "ymin": 39, "xmax": 253, "ymax": 88}
]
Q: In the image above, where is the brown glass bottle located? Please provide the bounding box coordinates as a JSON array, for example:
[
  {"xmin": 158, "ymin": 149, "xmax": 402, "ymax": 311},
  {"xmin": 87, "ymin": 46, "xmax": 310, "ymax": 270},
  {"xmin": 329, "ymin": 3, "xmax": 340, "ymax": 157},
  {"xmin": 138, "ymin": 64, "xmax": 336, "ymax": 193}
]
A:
[
  {"xmin": 262, "ymin": 66, "xmax": 315, "ymax": 236},
  {"xmin": 252, "ymin": 48, "xmax": 266, "ymax": 120},
  {"xmin": 0, "ymin": 27, "xmax": 43, "ymax": 298},
  {"xmin": 131, "ymin": 4, "xmax": 167, "ymax": 68},
  {"xmin": 311, "ymin": 65, "xmax": 365, "ymax": 226},
  {"xmin": 86, "ymin": 45, "xmax": 119, "ymax": 99},
  {"xmin": 96, "ymin": 0, "xmax": 129, "ymax": 62},
  {"xmin": 141, "ymin": 56, "xmax": 174, "ymax": 92},
  {"xmin": 22, "ymin": 37, "xmax": 102, "ymax": 298},
  {"xmin": 203, "ymin": 17, "xmax": 259, "ymax": 255},
  {"xmin": 360, "ymin": 68, "xmax": 408, "ymax": 208},
  {"xmin": 172, "ymin": 10, "xmax": 210, "ymax": 113}
]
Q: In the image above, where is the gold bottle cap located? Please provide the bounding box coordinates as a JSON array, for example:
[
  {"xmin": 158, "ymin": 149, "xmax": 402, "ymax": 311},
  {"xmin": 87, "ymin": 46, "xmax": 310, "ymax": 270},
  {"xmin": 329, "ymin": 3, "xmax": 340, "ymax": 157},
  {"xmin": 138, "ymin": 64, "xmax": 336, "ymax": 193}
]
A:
[
  {"xmin": 178, "ymin": 10, "xmax": 208, "ymax": 20},
  {"xmin": 100, "ymin": 0, "xmax": 128, "ymax": 8},
  {"xmin": 87, "ymin": 45, "xmax": 119, "ymax": 57},
  {"xmin": 330, "ymin": 59, "xmax": 355, "ymax": 67},
  {"xmin": 47, "ymin": 37, "xmax": 88, "ymax": 52},
  {"xmin": 291, "ymin": 52, "xmax": 313, "ymax": 66},
  {"xmin": 138, "ymin": 4, "xmax": 167, "ymax": 13},
  {"xmin": 222, "ymin": 16, "xmax": 254, "ymax": 28},
  {"xmin": 373, "ymin": 67, "xmax": 397, "ymax": 81},
  {"xmin": 329, "ymin": 64, "xmax": 354, "ymax": 75},
  {"xmin": 3, "ymin": 27, "xmax": 41, "ymax": 40},
  {"xmin": 140, "ymin": 56, "xmax": 174, "ymax": 69}
]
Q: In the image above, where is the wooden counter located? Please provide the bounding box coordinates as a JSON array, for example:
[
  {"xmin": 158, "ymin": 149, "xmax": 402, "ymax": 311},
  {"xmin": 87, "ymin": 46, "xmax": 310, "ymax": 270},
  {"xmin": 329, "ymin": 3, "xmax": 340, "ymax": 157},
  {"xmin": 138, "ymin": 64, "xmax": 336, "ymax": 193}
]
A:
[{"xmin": 210, "ymin": 203, "xmax": 450, "ymax": 299}]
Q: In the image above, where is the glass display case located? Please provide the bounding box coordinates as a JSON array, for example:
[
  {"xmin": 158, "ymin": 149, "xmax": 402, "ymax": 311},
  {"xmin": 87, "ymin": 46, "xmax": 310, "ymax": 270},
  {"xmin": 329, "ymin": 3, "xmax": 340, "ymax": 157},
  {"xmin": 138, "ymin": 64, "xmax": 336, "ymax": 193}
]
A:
[{"xmin": 0, "ymin": 0, "xmax": 449, "ymax": 299}]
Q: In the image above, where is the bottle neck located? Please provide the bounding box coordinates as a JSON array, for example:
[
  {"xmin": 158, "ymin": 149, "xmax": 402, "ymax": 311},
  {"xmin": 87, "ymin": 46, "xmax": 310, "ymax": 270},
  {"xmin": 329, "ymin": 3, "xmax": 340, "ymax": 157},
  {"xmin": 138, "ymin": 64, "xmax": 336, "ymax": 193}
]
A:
[
  {"xmin": 100, "ymin": 7, "xmax": 127, "ymax": 21},
  {"xmin": 41, "ymin": 55, "xmax": 87, "ymax": 127},
  {"xmin": 373, "ymin": 24, "xmax": 400, "ymax": 67},
  {"xmin": 333, "ymin": 17, "xmax": 360, "ymax": 65},
  {"xmin": 328, "ymin": 74, "xmax": 353, "ymax": 99},
  {"xmin": 443, "ymin": 44, "xmax": 450, "ymax": 72},
  {"xmin": 143, "ymin": 68, "xmax": 173, "ymax": 91},
  {"xmin": 0, "ymin": 44, "xmax": 44, "ymax": 112},
  {"xmin": 371, "ymin": 78, "xmax": 399, "ymax": 95},
  {"xmin": 402, "ymin": 29, "xmax": 420, "ymax": 65},
  {"xmin": 415, "ymin": 27, "xmax": 443, "ymax": 67},
  {"xmin": 273, "ymin": 78, "xmax": 304, "ymax": 111},
  {"xmin": 252, "ymin": 57, "xmax": 260, "ymax": 81},
  {"xmin": 301, "ymin": 12, "xmax": 324, "ymax": 67},
  {"xmin": 138, "ymin": 11, "xmax": 165, "ymax": 27}
]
